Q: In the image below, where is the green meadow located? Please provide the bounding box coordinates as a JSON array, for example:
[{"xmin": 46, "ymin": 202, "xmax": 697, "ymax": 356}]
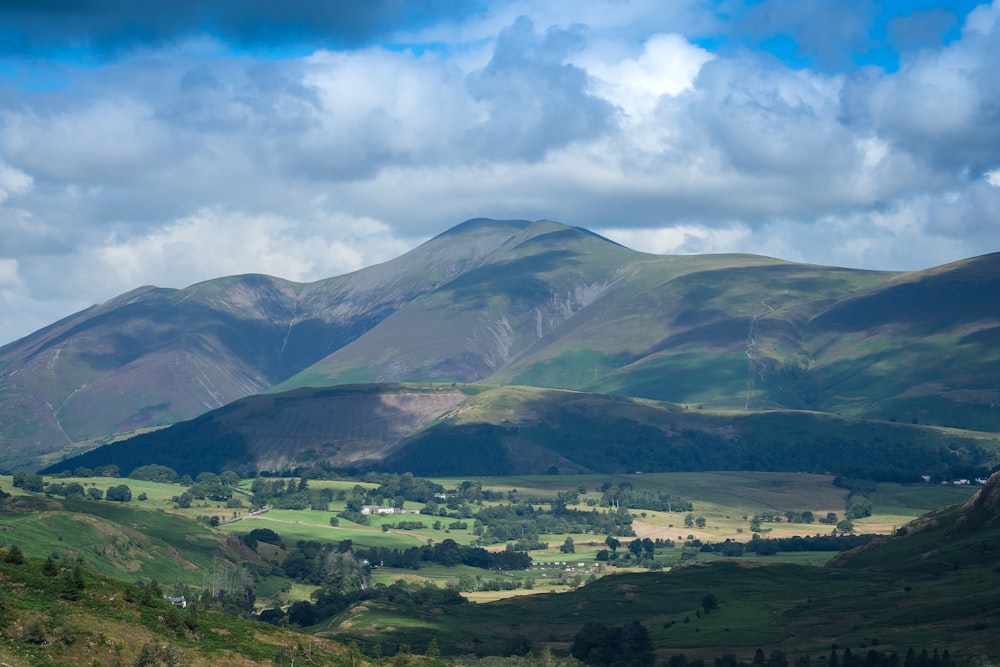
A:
[{"xmin": 0, "ymin": 471, "xmax": 983, "ymax": 615}]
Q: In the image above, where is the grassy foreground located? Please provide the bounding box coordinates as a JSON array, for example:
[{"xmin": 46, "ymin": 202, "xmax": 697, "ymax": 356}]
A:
[{"xmin": 0, "ymin": 549, "xmax": 358, "ymax": 667}]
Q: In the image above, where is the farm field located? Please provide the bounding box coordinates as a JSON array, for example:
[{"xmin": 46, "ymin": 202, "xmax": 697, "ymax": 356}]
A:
[{"xmin": 0, "ymin": 471, "xmax": 982, "ymax": 611}]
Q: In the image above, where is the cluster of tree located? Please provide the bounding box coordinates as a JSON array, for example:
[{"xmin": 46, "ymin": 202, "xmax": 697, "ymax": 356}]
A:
[
  {"xmin": 457, "ymin": 572, "xmax": 536, "ymax": 592},
  {"xmin": 682, "ymin": 533, "xmax": 877, "ymax": 558},
  {"xmin": 46, "ymin": 465, "xmax": 121, "ymax": 478},
  {"xmin": 749, "ymin": 510, "xmax": 838, "ymax": 533},
  {"xmin": 473, "ymin": 503, "xmax": 635, "ymax": 546},
  {"xmin": 744, "ymin": 533, "xmax": 876, "ymax": 555},
  {"xmin": 570, "ymin": 621, "xmax": 655, "ymax": 667},
  {"xmin": 596, "ymin": 536, "xmax": 655, "ymax": 561},
  {"xmin": 364, "ymin": 472, "xmax": 446, "ymax": 503},
  {"xmin": 248, "ymin": 475, "xmax": 327, "ymax": 510},
  {"xmin": 750, "ymin": 510, "xmax": 821, "ymax": 524},
  {"xmin": 663, "ymin": 645, "xmax": 960, "ymax": 667},
  {"xmin": 260, "ymin": 534, "xmax": 532, "ymax": 584},
  {"xmin": 599, "ymin": 482, "xmax": 693, "ymax": 513},
  {"xmin": 833, "ymin": 477, "xmax": 876, "ymax": 520},
  {"xmin": 11, "ymin": 472, "xmax": 44, "ymax": 492},
  {"xmin": 41, "ymin": 481, "xmax": 90, "ymax": 499},
  {"xmin": 261, "ymin": 579, "xmax": 465, "ymax": 629},
  {"xmin": 173, "ymin": 472, "xmax": 245, "ymax": 507},
  {"xmin": 13, "ymin": 473, "xmax": 133, "ymax": 503},
  {"xmin": 836, "ymin": 456, "xmax": 996, "ymax": 484},
  {"xmin": 381, "ymin": 520, "xmax": 426, "ymax": 531},
  {"xmin": 846, "ymin": 494, "xmax": 873, "ymax": 520},
  {"xmin": 239, "ymin": 527, "xmax": 283, "ymax": 550},
  {"xmin": 276, "ymin": 540, "xmax": 367, "ymax": 588},
  {"xmin": 596, "ymin": 536, "xmax": 678, "ymax": 565},
  {"xmin": 356, "ymin": 539, "xmax": 531, "ymax": 572},
  {"xmin": 128, "ymin": 464, "xmax": 182, "ymax": 484}
]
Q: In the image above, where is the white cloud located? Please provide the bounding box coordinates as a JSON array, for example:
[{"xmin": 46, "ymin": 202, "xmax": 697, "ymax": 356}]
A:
[
  {"xmin": 92, "ymin": 208, "xmax": 413, "ymax": 292},
  {"xmin": 1, "ymin": 5, "xmax": 999, "ymax": 346},
  {"xmin": 0, "ymin": 162, "xmax": 32, "ymax": 203},
  {"xmin": 581, "ymin": 33, "xmax": 714, "ymax": 121},
  {"xmin": 596, "ymin": 224, "xmax": 753, "ymax": 257},
  {"xmin": 0, "ymin": 259, "xmax": 20, "ymax": 288}
]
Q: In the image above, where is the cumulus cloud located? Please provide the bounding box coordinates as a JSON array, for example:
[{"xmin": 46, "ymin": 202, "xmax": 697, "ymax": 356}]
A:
[
  {"xmin": 1, "ymin": 2, "xmax": 999, "ymax": 346},
  {"xmin": 91, "ymin": 208, "xmax": 411, "ymax": 289},
  {"xmin": 841, "ymin": 2, "xmax": 1000, "ymax": 177},
  {"xmin": 464, "ymin": 16, "xmax": 617, "ymax": 160},
  {"xmin": 0, "ymin": 161, "xmax": 31, "ymax": 203},
  {"xmin": 0, "ymin": 258, "xmax": 19, "ymax": 288}
]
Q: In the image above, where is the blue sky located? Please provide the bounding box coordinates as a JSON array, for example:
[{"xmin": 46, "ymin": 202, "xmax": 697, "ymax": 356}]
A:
[{"xmin": 1, "ymin": 0, "xmax": 999, "ymax": 345}]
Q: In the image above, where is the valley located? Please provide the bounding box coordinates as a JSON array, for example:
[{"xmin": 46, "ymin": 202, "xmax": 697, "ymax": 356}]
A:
[
  {"xmin": 1, "ymin": 468, "xmax": 995, "ymax": 666},
  {"xmin": 1, "ymin": 220, "xmax": 999, "ymax": 666}
]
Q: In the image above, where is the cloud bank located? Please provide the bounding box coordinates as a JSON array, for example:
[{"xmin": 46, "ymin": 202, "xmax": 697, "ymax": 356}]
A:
[{"xmin": 1, "ymin": 0, "xmax": 999, "ymax": 345}]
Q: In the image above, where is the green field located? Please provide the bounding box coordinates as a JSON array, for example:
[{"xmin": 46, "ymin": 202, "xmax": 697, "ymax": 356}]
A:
[{"xmin": 0, "ymin": 471, "xmax": 984, "ymax": 616}]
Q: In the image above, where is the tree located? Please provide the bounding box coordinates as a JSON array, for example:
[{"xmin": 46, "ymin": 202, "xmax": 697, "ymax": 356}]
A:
[
  {"xmin": 64, "ymin": 482, "xmax": 85, "ymax": 499},
  {"xmin": 4, "ymin": 544, "xmax": 24, "ymax": 565},
  {"xmin": 605, "ymin": 536, "xmax": 620, "ymax": 551},
  {"xmin": 87, "ymin": 487, "xmax": 104, "ymax": 500},
  {"xmin": 220, "ymin": 470, "xmax": 241, "ymax": 487},
  {"xmin": 560, "ymin": 537, "xmax": 576, "ymax": 554},
  {"xmin": 628, "ymin": 539, "xmax": 647, "ymax": 559},
  {"xmin": 105, "ymin": 484, "xmax": 132, "ymax": 502},
  {"xmin": 695, "ymin": 517, "xmax": 707, "ymax": 529},
  {"xmin": 13, "ymin": 472, "xmax": 44, "ymax": 492},
  {"xmin": 846, "ymin": 494, "xmax": 873, "ymax": 520},
  {"xmin": 701, "ymin": 593, "xmax": 718, "ymax": 614},
  {"xmin": 836, "ymin": 519, "xmax": 855, "ymax": 535},
  {"xmin": 571, "ymin": 621, "xmax": 654, "ymax": 667},
  {"xmin": 60, "ymin": 561, "xmax": 86, "ymax": 600},
  {"xmin": 287, "ymin": 600, "xmax": 317, "ymax": 627}
]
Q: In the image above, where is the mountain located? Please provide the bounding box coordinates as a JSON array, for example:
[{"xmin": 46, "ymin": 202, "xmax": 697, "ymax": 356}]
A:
[{"xmin": 3, "ymin": 218, "xmax": 1000, "ymax": 472}]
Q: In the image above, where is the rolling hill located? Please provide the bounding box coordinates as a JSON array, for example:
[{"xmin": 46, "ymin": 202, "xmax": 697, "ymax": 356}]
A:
[
  {"xmin": 3, "ymin": 218, "xmax": 1000, "ymax": 472},
  {"xmin": 42, "ymin": 383, "xmax": 1000, "ymax": 479}
]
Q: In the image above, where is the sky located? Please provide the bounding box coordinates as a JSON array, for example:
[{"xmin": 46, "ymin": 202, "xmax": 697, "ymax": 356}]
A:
[{"xmin": 1, "ymin": 0, "xmax": 999, "ymax": 346}]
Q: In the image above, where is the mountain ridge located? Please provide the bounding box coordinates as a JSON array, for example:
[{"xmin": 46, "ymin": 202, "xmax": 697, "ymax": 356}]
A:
[{"xmin": 4, "ymin": 218, "xmax": 1000, "ymax": 472}]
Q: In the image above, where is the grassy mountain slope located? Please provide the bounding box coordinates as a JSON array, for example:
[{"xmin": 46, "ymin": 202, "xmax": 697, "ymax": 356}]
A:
[
  {"xmin": 805, "ymin": 253, "xmax": 1000, "ymax": 430},
  {"xmin": 45, "ymin": 384, "xmax": 1000, "ymax": 479},
  {"xmin": 0, "ymin": 491, "xmax": 248, "ymax": 587},
  {"xmin": 0, "ymin": 219, "xmax": 541, "ymax": 469},
  {"xmin": 4, "ymin": 218, "xmax": 1000, "ymax": 472},
  {"xmin": 321, "ymin": 474, "xmax": 1000, "ymax": 661}
]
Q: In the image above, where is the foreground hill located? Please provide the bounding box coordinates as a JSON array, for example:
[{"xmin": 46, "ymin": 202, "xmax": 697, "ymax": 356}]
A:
[
  {"xmin": 0, "ymin": 547, "xmax": 359, "ymax": 667},
  {"xmin": 3, "ymin": 218, "xmax": 1000, "ymax": 470},
  {"xmin": 45, "ymin": 384, "xmax": 1000, "ymax": 479}
]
